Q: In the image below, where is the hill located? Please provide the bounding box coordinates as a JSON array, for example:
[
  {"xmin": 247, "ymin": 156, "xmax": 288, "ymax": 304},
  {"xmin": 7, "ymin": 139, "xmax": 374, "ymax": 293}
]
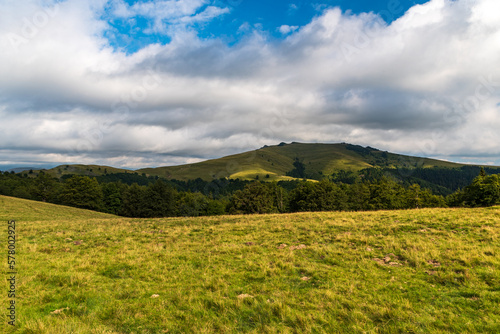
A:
[
  {"xmin": 14, "ymin": 142, "xmax": 500, "ymax": 195},
  {"xmin": 1, "ymin": 195, "xmax": 499, "ymax": 333},
  {"xmin": 0, "ymin": 195, "xmax": 116, "ymax": 222},
  {"xmin": 22, "ymin": 143, "xmax": 466, "ymax": 182},
  {"xmin": 137, "ymin": 142, "xmax": 467, "ymax": 181},
  {"xmin": 43, "ymin": 164, "xmax": 131, "ymax": 178}
]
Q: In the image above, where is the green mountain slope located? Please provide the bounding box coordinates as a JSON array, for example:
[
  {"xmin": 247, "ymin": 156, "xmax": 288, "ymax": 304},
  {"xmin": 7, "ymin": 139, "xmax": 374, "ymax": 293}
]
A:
[
  {"xmin": 136, "ymin": 142, "xmax": 466, "ymax": 181},
  {"xmin": 24, "ymin": 142, "xmax": 482, "ymax": 182}
]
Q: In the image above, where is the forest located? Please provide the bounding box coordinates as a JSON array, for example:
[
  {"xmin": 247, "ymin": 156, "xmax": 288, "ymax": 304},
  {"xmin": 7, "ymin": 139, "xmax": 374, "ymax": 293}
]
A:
[{"xmin": 1, "ymin": 166, "xmax": 499, "ymax": 218}]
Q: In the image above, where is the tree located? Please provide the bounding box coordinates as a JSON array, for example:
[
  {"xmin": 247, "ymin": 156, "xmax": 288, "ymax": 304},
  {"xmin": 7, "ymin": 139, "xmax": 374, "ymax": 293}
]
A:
[
  {"xmin": 121, "ymin": 183, "xmax": 146, "ymax": 217},
  {"xmin": 461, "ymin": 174, "xmax": 500, "ymax": 207},
  {"xmin": 176, "ymin": 192, "xmax": 209, "ymax": 217},
  {"xmin": 32, "ymin": 171, "xmax": 59, "ymax": 202},
  {"xmin": 142, "ymin": 179, "xmax": 177, "ymax": 218},
  {"xmin": 230, "ymin": 182, "xmax": 277, "ymax": 214},
  {"xmin": 287, "ymin": 158, "xmax": 306, "ymax": 179},
  {"xmin": 288, "ymin": 180, "xmax": 348, "ymax": 212},
  {"xmin": 367, "ymin": 178, "xmax": 403, "ymax": 210},
  {"xmin": 206, "ymin": 199, "xmax": 227, "ymax": 216},
  {"xmin": 59, "ymin": 175, "xmax": 103, "ymax": 210},
  {"xmin": 101, "ymin": 182, "xmax": 123, "ymax": 215},
  {"xmin": 347, "ymin": 182, "xmax": 370, "ymax": 211}
]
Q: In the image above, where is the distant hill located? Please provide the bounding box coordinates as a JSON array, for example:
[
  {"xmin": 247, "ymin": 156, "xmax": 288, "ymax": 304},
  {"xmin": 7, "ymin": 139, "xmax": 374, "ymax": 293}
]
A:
[
  {"xmin": 6, "ymin": 167, "xmax": 44, "ymax": 173},
  {"xmin": 22, "ymin": 164, "xmax": 133, "ymax": 178}
]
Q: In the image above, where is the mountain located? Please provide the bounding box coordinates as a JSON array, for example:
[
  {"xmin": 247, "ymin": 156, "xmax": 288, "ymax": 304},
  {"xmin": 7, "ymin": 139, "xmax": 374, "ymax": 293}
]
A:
[
  {"xmin": 15, "ymin": 142, "xmax": 500, "ymax": 195},
  {"xmin": 24, "ymin": 142, "xmax": 495, "ymax": 184},
  {"xmin": 136, "ymin": 142, "xmax": 467, "ymax": 181}
]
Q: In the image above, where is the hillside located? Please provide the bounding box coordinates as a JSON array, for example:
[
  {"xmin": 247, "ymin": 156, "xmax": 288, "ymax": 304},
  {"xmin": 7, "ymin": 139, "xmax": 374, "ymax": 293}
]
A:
[
  {"xmin": 1, "ymin": 195, "xmax": 500, "ymax": 333},
  {"xmin": 0, "ymin": 195, "xmax": 116, "ymax": 222},
  {"xmin": 137, "ymin": 142, "xmax": 466, "ymax": 181},
  {"xmin": 52, "ymin": 164, "xmax": 131, "ymax": 177},
  {"xmin": 19, "ymin": 143, "xmax": 467, "ymax": 182}
]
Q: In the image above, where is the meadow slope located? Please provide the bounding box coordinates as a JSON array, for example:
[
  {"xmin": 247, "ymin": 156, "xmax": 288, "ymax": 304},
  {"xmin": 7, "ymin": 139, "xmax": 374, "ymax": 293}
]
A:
[{"xmin": 1, "ymin": 195, "xmax": 500, "ymax": 333}]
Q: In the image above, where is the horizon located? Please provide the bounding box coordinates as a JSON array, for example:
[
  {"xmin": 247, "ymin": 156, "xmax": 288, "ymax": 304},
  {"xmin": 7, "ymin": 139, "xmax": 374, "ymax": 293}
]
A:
[
  {"xmin": 1, "ymin": 0, "xmax": 500, "ymax": 168},
  {"xmin": 2, "ymin": 141, "xmax": 499, "ymax": 172}
]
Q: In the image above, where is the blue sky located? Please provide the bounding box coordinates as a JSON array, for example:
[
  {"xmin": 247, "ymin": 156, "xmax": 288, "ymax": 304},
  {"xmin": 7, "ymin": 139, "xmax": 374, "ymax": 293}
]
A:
[
  {"xmin": 108, "ymin": 0, "xmax": 429, "ymax": 53},
  {"xmin": 1, "ymin": 0, "xmax": 500, "ymax": 170}
]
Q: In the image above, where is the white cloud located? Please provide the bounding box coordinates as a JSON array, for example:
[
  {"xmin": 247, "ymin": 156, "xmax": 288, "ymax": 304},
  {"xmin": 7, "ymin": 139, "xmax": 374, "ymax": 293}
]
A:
[
  {"xmin": 278, "ymin": 25, "xmax": 299, "ymax": 35},
  {"xmin": 288, "ymin": 3, "xmax": 299, "ymax": 14},
  {"xmin": 107, "ymin": 0, "xmax": 229, "ymax": 35},
  {"xmin": 1, "ymin": 0, "xmax": 500, "ymax": 169}
]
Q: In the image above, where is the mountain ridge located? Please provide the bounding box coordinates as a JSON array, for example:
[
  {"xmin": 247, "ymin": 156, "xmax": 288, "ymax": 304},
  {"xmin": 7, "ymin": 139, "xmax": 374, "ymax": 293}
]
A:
[{"xmin": 21, "ymin": 142, "xmax": 490, "ymax": 182}]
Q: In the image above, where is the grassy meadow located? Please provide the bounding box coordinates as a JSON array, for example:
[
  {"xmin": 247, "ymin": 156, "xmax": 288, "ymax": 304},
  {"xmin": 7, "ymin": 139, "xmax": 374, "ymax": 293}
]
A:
[{"xmin": 1, "ymin": 194, "xmax": 500, "ymax": 333}]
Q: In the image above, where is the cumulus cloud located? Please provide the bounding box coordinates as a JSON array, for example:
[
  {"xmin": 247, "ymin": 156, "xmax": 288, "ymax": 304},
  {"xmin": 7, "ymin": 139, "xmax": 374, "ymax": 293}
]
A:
[{"xmin": 1, "ymin": 0, "xmax": 500, "ymax": 169}]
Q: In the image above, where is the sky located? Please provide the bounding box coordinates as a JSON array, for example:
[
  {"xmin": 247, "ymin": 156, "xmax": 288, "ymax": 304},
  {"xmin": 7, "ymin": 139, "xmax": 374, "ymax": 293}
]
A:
[{"xmin": 1, "ymin": 0, "xmax": 500, "ymax": 170}]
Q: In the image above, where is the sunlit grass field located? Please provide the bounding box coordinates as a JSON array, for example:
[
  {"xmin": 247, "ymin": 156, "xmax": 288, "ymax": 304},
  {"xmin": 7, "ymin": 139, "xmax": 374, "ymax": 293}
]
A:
[{"xmin": 1, "ymin": 194, "xmax": 500, "ymax": 333}]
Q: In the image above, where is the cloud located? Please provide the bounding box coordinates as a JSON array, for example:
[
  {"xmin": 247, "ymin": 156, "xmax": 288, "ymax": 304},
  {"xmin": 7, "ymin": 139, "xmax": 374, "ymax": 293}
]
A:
[
  {"xmin": 288, "ymin": 3, "xmax": 299, "ymax": 14},
  {"xmin": 278, "ymin": 24, "xmax": 299, "ymax": 35},
  {"xmin": 0, "ymin": 0, "xmax": 500, "ymax": 169},
  {"xmin": 104, "ymin": 0, "xmax": 230, "ymax": 44}
]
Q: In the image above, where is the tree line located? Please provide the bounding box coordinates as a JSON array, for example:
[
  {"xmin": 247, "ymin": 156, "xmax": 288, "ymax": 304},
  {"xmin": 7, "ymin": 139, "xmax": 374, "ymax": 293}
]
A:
[{"xmin": 1, "ymin": 167, "xmax": 499, "ymax": 217}]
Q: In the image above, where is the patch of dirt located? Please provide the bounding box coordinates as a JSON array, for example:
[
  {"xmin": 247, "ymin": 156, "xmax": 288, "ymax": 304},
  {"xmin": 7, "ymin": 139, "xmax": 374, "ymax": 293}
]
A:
[
  {"xmin": 290, "ymin": 244, "xmax": 307, "ymax": 250},
  {"xmin": 301, "ymin": 276, "xmax": 310, "ymax": 281},
  {"xmin": 277, "ymin": 244, "xmax": 287, "ymax": 249},
  {"xmin": 427, "ymin": 260, "xmax": 441, "ymax": 267},
  {"xmin": 373, "ymin": 253, "xmax": 402, "ymax": 266},
  {"xmin": 245, "ymin": 242, "xmax": 255, "ymax": 246},
  {"xmin": 73, "ymin": 240, "xmax": 83, "ymax": 246}
]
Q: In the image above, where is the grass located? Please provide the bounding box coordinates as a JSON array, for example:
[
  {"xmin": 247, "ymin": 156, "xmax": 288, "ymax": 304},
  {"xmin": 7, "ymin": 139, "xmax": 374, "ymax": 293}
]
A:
[{"xmin": 2, "ymin": 195, "xmax": 500, "ymax": 333}]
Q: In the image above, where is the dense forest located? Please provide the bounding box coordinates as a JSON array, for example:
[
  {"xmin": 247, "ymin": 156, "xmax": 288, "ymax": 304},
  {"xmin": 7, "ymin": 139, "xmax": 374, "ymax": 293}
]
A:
[{"xmin": 1, "ymin": 166, "xmax": 499, "ymax": 217}]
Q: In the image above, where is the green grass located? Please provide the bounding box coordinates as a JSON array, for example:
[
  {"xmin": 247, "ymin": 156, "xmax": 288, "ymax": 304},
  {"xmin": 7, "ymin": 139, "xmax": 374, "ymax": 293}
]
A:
[{"xmin": 2, "ymin": 195, "xmax": 500, "ymax": 333}]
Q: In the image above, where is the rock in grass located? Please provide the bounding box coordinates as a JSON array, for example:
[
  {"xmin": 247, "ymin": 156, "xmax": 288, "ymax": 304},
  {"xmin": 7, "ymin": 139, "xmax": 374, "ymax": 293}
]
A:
[
  {"xmin": 237, "ymin": 294, "xmax": 253, "ymax": 299},
  {"xmin": 51, "ymin": 307, "xmax": 69, "ymax": 314}
]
